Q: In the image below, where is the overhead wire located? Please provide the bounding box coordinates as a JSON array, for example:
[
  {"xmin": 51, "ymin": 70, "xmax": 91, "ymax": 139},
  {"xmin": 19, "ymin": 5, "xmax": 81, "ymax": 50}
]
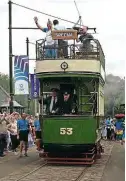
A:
[
  {"xmin": 11, "ymin": 1, "xmax": 97, "ymax": 32},
  {"xmin": 12, "ymin": 1, "xmax": 83, "ymax": 26}
]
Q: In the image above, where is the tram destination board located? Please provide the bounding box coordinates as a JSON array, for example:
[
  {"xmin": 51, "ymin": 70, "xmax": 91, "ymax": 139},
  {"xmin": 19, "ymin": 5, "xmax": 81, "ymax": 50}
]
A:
[{"xmin": 52, "ymin": 30, "xmax": 77, "ymax": 40}]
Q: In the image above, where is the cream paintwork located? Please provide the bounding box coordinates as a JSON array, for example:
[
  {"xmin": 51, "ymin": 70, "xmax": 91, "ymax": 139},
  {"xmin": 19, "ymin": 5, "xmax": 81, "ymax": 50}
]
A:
[
  {"xmin": 36, "ymin": 60, "xmax": 101, "ymax": 74},
  {"xmin": 98, "ymin": 84, "xmax": 104, "ymax": 116}
]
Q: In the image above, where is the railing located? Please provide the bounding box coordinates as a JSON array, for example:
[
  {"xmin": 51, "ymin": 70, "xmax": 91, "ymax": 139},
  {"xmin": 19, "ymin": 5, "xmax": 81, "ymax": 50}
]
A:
[
  {"xmin": 41, "ymin": 91, "xmax": 97, "ymax": 116},
  {"xmin": 36, "ymin": 38, "xmax": 105, "ymax": 69}
]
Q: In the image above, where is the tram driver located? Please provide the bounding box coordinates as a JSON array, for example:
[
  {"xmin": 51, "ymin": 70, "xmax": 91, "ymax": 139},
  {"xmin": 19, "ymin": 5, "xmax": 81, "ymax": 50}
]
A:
[
  {"xmin": 39, "ymin": 88, "xmax": 61, "ymax": 115},
  {"xmin": 62, "ymin": 91, "xmax": 77, "ymax": 115}
]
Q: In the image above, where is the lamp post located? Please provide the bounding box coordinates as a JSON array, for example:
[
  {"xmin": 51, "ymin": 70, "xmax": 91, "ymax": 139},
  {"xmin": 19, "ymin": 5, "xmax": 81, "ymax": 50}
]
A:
[
  {"xmin": 26, "ymin": 38, "xmax": 37, "ymax": 114},
  {"xmin": 8, "ymin": 0, "xmax": 14, "ymax": 114},
  {"xmin": 26, "ymin": 37, "xmax": 31, "ymax": 114}
]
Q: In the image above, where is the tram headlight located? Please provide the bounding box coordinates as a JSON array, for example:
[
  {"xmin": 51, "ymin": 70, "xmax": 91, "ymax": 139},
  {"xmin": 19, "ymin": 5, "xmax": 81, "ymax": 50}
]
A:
[{"xmin": 60, "ymin": 62, "xmax": 68, "ymax": 71}]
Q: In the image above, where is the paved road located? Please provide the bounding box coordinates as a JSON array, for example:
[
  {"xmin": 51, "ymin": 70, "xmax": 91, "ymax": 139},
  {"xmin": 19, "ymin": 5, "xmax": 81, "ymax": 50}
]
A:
[
  {"xmin": 0, "ymin": 148, "xmax": 39, "ymax": 179},
  {"xmin": 0, "ymin": 142, "xmax": 125, "ymax": 181},
  {"xmin": 102, "ymin": 142, "xmax": 125, "ymax": 181}
]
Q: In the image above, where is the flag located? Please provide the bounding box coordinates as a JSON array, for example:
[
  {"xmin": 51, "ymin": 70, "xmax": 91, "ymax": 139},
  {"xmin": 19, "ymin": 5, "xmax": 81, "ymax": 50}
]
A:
[
  {"xmin": 30, "ymin": 74, "xmax": 40, "ymax": 99},
  {"xmin": 14, "ymin": 55, "xmax": 29, "ymax": 95}
]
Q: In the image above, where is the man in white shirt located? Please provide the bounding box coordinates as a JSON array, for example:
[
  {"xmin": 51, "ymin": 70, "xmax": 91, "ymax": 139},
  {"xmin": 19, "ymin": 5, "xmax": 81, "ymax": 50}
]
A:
[
  {"xmin": 39, "ymin": 88, "xmax": 61, "ymax": 115},
  {"xmin": 53, "ymin": 20, "xmax": 68, "ymax": 58},
  {"xmin": 53, "ymin": 20, "xmax": 66, "ymax": 30}
]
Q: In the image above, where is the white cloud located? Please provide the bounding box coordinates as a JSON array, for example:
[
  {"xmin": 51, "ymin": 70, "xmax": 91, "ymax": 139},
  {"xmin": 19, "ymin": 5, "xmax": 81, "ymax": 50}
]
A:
[{"xmin": 0, "ymin": 0, "xmax": 126, "ymax": 76}]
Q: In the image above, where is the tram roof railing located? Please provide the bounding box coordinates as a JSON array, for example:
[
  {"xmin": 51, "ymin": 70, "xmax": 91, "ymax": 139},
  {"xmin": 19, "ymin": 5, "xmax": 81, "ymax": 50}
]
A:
[{"xmin": 36, "ymin": 38, "xmax": 105, "ymax": 69}]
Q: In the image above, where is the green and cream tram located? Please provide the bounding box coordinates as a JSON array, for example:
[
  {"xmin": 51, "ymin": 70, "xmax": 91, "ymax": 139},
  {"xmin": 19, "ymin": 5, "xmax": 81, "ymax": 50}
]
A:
[{"xmin": 36, "ymin": 29, "xmax": 105, "ymax": 165}]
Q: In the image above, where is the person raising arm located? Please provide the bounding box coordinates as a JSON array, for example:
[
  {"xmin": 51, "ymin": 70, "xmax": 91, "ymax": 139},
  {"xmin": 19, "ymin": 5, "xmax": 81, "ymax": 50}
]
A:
[{"xmin": 34, "ymin": 16, "xmax": 49, "ymax": 32}]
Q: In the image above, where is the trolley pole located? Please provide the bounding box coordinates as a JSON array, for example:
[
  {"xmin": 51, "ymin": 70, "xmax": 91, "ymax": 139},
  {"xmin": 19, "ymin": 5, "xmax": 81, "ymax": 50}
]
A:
[
  {"xmin": 26, "ymin": 37, "xmax": 30, "ymax": 114},
  {"xmin": 8, "ymin": 0, "xmax": 13, "ymax": 114}
]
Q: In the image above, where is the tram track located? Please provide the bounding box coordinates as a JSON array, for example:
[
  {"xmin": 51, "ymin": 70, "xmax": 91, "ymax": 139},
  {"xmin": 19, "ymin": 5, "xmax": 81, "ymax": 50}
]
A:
[
  {"xmin": 0, "ymin": 141, "xmax": 114, "ymax": 181},
  {"xmin": 15, "ymin": 162, "xmax": 47, "ymax": 181},
  {"xmin": 75, "ymin": 167, "xmax": 88, "ymax": 181}
]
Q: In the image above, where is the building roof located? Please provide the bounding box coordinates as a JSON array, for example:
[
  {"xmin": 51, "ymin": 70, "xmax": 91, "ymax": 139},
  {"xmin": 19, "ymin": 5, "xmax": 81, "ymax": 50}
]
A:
[
  {"xmin": 0, "ymin": 85, "xmax": 10, "ymax": 97},
  {"xmin": 0, "ymin": 85, "xmax": 24, "ymax": 108},
  {"xmin": 0, "ymin": 100, "xmax": 24, "ymax": 108}
]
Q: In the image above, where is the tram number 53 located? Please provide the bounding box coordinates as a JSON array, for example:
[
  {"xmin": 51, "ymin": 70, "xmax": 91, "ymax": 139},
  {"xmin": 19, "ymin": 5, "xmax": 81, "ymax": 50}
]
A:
[{"xmin": 60, "ymin": 128, "xmax": 73, "ymax": 135}]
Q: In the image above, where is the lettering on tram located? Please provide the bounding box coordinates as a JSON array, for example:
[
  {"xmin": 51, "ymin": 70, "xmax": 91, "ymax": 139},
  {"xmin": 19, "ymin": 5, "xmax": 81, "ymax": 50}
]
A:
[
  {"xmin": 55, "ymin": 32, "xmax": 72, "ymax": 37},
  {"xmin": 52, "ymin": 30, "xmax": 77, "ymax": 40},
  {"xmin": 60, "ymin": 128, "xmax": 73, "ymax": 135}
]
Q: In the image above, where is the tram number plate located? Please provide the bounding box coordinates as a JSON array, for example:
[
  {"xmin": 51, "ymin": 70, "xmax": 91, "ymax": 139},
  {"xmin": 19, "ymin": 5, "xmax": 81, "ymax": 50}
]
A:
[{"xmin": 60, "ymin": 128, "xmax": 73, "ymax": 135}]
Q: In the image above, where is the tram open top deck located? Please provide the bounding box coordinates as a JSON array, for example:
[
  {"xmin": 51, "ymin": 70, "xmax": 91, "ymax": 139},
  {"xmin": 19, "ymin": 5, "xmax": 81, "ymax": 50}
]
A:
[{"xmin": 35, "ymin": 29, "xmax": 105, "ymax": 81}]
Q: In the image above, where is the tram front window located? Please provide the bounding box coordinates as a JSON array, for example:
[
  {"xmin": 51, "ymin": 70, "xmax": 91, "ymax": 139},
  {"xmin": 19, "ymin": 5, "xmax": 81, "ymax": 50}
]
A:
[{"xmin": 39, "ymin": 85, "xmax": 78, "ymax": 116}]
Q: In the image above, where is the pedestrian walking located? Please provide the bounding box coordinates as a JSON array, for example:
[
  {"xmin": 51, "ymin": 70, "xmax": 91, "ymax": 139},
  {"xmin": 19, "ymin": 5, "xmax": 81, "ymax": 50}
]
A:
[{"xmin": 17, "ymin": 113, "xmax": 29, "ymax": 157}]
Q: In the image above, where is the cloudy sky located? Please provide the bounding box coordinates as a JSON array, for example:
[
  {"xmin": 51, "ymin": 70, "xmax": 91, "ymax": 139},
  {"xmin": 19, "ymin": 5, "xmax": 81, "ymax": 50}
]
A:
[{"xmin": 0, "ymin": 0, "xmax": 125, "ymax": 77}]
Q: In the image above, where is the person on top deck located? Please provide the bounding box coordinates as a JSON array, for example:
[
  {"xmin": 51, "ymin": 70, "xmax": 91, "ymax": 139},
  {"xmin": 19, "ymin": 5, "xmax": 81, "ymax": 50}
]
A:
[
  {"xmin": 17, "ymin": 113, "xmax": 29, "ymax": 157},
  {"xmin": 34, "ymin": 17, "xmax": 57, "ymax": 58},
  {"xmin": 53, "ymin": 19, "xmax": 65, "ymax": 30},
  {"xmin": 76, "ymin": 26, "xmax": 94, "ymax": 52},
  {"xmin": 39, "ymin": 88, "xmax": 61, "ymax": 115},
  {"xmin": 53, "ymin": 19, "xmax": 68, "ymax": 58},
  {"xmin": 33, "ymin": 115, "xmax": 42, "ymax": 151}
]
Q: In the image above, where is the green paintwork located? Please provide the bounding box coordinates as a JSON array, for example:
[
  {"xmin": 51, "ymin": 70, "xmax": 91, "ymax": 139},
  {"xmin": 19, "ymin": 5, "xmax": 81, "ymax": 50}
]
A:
[
  {"xmin": 43, "ymin": 117, "xmax": 97, "ymax": 144},
  {"xmin": 37, "ymin": 73, "xmax": 100, "ymax": 79}
]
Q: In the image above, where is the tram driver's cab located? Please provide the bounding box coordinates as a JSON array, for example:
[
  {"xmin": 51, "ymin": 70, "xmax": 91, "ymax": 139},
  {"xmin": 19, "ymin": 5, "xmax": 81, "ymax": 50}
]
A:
[
  {"xmin": 40, "ymin": 77, "xmax": 98, "ymax": 117},
  {"xmin": 41, "ymin": 82, "xmax": 78, "ymax": 116}
]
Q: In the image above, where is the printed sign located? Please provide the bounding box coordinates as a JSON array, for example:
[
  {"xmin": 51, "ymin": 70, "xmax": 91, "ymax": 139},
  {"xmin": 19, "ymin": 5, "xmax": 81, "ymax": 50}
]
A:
[
  {"xmin": 52, "ymin": 30, "xmax": 77, "ymax": 40},
  {"xmin": 30, "ymin": 74, "xmax": 40, "ymax": 99},
  {"xmin": 14, "ymin": 55, "xmax": 29, "ymax": 95}
]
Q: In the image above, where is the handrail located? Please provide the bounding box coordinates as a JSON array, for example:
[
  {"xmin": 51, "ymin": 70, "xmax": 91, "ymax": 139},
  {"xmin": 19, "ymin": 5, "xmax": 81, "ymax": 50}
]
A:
[{"xmin": 36, "ymin": 38, "xmax": 105, "ymax": 69}]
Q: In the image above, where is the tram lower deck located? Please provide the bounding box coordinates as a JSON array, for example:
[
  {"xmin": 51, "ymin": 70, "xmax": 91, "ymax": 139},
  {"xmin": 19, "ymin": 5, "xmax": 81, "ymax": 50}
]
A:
[{"xmin": 38, "ymin": 76, "xmax": 104, "ymax": 165}]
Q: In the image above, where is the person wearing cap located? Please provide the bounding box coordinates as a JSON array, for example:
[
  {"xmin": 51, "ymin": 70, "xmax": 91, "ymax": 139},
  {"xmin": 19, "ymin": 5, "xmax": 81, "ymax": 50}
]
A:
[
  {"xmin": 34, "ymin": 17, "xmax": 57, "ymax": 58},
  {"xmin": 62, "ymin": 91, "xmax": 77, "ymax": 114},
  {"xmin": 39, "ymin": 88, "xmax": 61, "ymax": 115}
]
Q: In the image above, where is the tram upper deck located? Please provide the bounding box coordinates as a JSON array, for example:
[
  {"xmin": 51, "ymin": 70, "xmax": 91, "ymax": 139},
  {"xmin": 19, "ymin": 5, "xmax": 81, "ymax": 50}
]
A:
[{"xmin": 35, "ymin": 30, "xmax": 105, "ymax": 80}]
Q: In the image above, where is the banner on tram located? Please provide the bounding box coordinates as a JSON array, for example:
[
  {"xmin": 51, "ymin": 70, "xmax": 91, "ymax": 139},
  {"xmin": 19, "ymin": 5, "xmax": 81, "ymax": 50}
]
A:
[
  {"xmin": 14, "ymin": 55, "xmax": 29, "ymax": 95},
  {"xmin": 30, "ymin": 74, "xmax": 40, "ymax": 99}
]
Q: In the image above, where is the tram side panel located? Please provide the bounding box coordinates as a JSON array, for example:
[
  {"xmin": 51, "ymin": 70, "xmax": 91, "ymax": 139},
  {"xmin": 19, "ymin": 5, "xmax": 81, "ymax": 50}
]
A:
[{"xmin": 43, "ymin": 117, "xmax": 97, "ymax": 147}]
